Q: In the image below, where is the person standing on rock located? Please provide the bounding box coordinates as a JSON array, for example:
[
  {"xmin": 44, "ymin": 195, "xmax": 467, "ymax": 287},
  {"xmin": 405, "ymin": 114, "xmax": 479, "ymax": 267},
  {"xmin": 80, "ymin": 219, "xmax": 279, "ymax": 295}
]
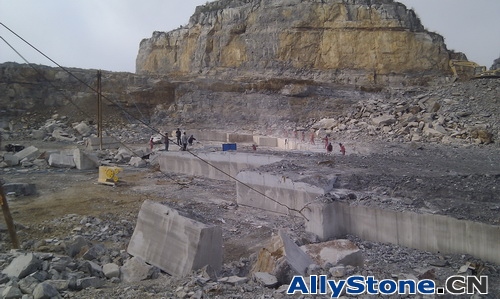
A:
[
  {"xmin": 149, "ymin": 137, "xmax": 154, "ymax": 151},
  {"xmin": 309, "ymin": 130, "xmax": 315, "ymax": 145},
  {"xmin": 164, "ymin": 132, "xmax": 169, "ymax": 151},
  {"xmin": 339, "ymin": 143, "xmax": 346, "ymax": 156},
  {"xmin": 327, "ymin": 142, "xmax": 333, "ymax": 154},
  {"xmin": 323, "ymin": 135, "xmax": 329, "ymax": 148},
  {"xmin": 176, "ymin": 128, "xmax": 182, "ymax": 145},
  {"xmin": 181, "ymin": 132, "xmax": 188, "ymax": 151}
]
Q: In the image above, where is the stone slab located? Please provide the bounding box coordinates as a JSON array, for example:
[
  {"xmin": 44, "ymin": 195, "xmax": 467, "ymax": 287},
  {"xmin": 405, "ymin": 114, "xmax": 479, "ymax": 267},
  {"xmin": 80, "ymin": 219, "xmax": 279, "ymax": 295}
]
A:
[{"xmin": 127, "ymin": 200, "xmax": 223, "ymax": 276}]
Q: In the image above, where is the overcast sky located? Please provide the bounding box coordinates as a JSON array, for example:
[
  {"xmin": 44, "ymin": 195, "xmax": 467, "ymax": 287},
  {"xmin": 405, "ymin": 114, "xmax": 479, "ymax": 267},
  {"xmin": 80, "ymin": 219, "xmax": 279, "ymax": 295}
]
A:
[{"xmin": 1, "ymin": 0, "xmax": 499, "ymax": 73}]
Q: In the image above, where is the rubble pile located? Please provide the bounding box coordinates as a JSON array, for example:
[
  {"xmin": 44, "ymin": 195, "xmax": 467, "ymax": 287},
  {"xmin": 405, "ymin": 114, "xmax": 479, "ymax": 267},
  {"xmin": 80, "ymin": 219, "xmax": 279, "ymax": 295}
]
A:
[
  {"xmin": 312, "ymin": 79, "xmax": 500, "ymax": 146},
  {"xmin": 1, "ymin": 216, "xmax": 498, "ymax": 298}
]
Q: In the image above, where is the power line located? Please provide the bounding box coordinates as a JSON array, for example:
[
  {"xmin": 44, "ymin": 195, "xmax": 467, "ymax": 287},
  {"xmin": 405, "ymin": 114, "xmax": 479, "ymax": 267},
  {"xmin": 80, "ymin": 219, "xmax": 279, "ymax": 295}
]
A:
[{"xmin": 0, "ymin": 22, "xmax": 308, "ymax": 219}]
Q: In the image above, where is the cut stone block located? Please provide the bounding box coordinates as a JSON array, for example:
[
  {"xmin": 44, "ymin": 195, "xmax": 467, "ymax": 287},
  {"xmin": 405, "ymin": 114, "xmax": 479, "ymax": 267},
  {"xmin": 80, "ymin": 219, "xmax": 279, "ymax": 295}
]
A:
[
  {"xmin": 48, "ymin": 152, "xmax": 76, "ymax": 168},
  {"xmin": 301, "ymin": 239, "xmax": 364, "ymax": 268},
  {"xmin": 14, "ymin": 146, "xmax": 39, "ymax": 161},
  {"xmin": 127, "ymin": 200, "xmax": 223, "ymax": 276},
  {"xmin": 85, "ymin": 136, "xmax": 121, "ymax": 150},
  {"xmin": 73, "ymin": 149, "xmax": 99, "ymax": 170},
  {"xmin": 158, "ymin": 152, "xmax": 282, "ymax": 181}
]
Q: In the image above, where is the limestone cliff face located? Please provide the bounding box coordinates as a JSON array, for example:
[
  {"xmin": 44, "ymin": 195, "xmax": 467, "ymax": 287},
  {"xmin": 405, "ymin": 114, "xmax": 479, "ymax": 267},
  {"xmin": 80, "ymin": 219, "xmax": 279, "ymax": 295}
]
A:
[{"xmin": 136, "ymin": 0, "xmax": 451, "ymax": 85}]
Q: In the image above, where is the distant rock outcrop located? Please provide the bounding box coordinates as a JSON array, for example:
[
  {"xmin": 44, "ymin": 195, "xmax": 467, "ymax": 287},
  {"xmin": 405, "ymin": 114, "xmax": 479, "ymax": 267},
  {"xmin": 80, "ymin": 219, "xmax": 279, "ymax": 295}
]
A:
[
  {"xmin": 136, "ymin": 0, "xmax": 453, "ymax": 85},
  {"xmin": 491, "ymin": 57, "xmax": 500, "ymax": 70}
]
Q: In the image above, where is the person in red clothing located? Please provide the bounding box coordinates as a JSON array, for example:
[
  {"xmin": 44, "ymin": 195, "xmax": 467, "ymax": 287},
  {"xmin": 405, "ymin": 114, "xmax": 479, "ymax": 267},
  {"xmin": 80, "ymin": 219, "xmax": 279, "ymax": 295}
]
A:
[
  {"xmin": 149, "ymin": 137, "xmax": 154, "ymax": 150},
  {"xmin": 323, "ymin": 135, "xmax": 329, "ymax": 148},
  {"xmin": 339, "ymin": 143, "xmax": 346, "ymax": 156}
]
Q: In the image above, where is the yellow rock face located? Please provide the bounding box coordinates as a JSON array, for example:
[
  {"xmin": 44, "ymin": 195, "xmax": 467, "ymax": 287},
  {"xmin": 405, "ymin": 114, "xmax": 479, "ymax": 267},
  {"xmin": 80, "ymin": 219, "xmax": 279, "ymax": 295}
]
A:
[{"xmin": 136, "ymin": 0, "xmax": 452, "ymax": 84}]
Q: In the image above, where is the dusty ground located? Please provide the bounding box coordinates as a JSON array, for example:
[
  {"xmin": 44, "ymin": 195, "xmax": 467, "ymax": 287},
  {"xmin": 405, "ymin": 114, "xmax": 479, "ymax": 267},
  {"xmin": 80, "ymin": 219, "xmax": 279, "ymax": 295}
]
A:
[{"xmin": 2, "ymin": 137, "xmax": 499, "ymax": 249}]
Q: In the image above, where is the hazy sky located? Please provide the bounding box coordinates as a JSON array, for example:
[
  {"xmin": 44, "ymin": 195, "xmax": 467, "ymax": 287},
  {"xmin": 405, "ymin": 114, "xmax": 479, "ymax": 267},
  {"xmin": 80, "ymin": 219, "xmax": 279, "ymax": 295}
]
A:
[{"xmin": 1, "ymin": 0, "xmax": 499, "ymax": 72}]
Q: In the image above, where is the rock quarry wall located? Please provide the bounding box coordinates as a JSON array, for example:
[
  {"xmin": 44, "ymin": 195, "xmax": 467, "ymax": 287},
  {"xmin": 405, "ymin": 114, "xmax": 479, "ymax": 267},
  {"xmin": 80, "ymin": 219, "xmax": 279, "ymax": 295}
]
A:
[{"xmin": 136, "ymin": 0, "xmax": 452, "ymax": 85}]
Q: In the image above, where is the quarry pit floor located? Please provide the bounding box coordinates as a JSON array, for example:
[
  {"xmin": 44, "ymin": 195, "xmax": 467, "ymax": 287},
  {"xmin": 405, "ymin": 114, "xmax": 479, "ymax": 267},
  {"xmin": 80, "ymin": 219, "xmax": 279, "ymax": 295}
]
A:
[{"xmin": 1, "ymin": 139, "xmax": 500, "ymax": 295}]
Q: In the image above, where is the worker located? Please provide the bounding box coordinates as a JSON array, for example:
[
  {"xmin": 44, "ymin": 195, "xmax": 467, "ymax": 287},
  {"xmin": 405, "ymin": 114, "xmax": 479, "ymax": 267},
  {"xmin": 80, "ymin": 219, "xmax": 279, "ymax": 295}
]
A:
[
  {"xmin": 181, "ymin": 132, "xmax": 188, "ymax": 151},
  {"xmin": 323, "ymin": 135, "xmax": 329, "ymax": 148},
  {"xmin": 164, "ymin": 133, "xmax": 169, "ymax": 151},
  {"xmin": 149, "ymin": 137, "xmax": 154, "ymax": 150},
  {"xmin": 176, "ymin": 128, "xmax": 182, "ymax": 145},
  {"xmin": 327, "ymin": 142, "xmax": 333, "ymax": 154},
  {"xmin": 339, "ymin": 143, "xmax": 346, "ymax": 156}
]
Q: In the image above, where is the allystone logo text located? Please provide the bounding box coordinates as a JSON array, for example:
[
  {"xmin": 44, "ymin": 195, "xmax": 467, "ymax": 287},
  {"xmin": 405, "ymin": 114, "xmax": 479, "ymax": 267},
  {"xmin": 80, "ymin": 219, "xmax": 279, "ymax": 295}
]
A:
[{"xmin": 287, "ymin": 275, "xmax": 488, "ymax": 298}]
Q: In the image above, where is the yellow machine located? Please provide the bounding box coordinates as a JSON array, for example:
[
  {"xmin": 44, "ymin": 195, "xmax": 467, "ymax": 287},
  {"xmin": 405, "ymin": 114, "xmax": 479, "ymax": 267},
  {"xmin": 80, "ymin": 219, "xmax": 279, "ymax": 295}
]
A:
[
  {"xmin": 98, "ymin": 166, "xmax": 122, "ymax": 186},
  {"xmin": 449, "ymin": 59, "xmax": 500, "ymax": 81}
]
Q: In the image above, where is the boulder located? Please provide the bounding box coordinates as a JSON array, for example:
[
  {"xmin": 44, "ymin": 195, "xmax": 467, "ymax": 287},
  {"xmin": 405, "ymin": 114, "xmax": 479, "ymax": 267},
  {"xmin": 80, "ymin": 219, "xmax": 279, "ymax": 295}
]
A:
[
  {"xmin": 2, "ymin": 153, "xmax": 20, "ymax": 166},
  {"xmin": 103, "ymin": 263, "xmax": 120, "ymax": 279},
  {"xmin": 76, "ymin": 277, "xmax": 105, "ymax": 290},
  {"xmin": 2, "ymin": 286, "xmax": 23, "ymax": 299},
  {"xmin": 252, "ymin": 231, "xmax": 314, "ymax": 284},
  {"xmin": 73, "ymin": 122, "xmax": 92, "ymax": 137},
  {"xmin": 64, "ymin": 235, "xmax": 89, "ymax": 258},
  {"xmin": 253, "ymin": 272, "xmax": 278, "ymax": 288},
  {"xmin": 120, "ymin": 257, "xmax": 153, "ymax": 283},
  {"xmin": 2, "ymin": 253, "xmax": 42, "ymax": 279},
  {"xmin": 129, "ymin": 156, "xmax": 147, "ymax": 167},
  {"xmin": 301, "ymin": 239, "xmax": 363, "ymax": 268},
  {"xmin": 371, "ymin": 115, "xmax": 397, "ymax": 127},
  {"xmin": 52, "ymin": 128, "xmax": 76, "ymax": 142}
]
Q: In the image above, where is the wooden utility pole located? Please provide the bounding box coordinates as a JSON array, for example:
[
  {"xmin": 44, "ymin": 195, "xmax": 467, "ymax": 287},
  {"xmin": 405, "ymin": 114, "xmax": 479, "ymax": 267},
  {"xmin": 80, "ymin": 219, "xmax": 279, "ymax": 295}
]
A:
[
  {"xmin": 97, "ymin": 70, "xmax": 103, "ymax": 150},
  {"xmin": 0, "ymin": 184, "xmax": 20, "ymax": 249}
]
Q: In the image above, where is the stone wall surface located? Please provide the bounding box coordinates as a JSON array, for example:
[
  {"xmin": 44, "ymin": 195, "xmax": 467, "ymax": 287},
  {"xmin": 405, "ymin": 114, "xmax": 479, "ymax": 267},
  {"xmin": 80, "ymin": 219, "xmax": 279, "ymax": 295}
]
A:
[
  {"xmin": 304, "ymin": 201, "xmax": 500, "ymax": 265},
  {"xmin": 137, "ymin": 0, "xmax": 452, "ymax": 85},
  {"xmin": 157, "ymin": 151, "xmax": 283, "ymax": 180}
]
